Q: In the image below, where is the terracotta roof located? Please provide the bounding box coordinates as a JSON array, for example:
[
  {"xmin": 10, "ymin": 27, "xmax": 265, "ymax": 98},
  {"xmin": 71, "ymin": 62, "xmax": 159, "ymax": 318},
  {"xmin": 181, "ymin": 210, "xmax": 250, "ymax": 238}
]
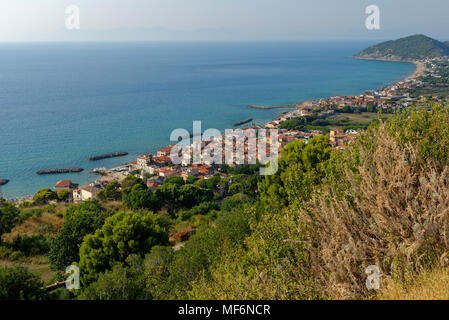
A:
[{"xmin": 55, "ymin": 180, "xmax": 72, "ymax": 188}]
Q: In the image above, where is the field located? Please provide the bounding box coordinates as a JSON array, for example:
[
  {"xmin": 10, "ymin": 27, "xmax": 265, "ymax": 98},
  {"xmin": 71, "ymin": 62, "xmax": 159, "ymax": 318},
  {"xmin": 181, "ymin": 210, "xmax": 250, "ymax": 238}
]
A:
[{"xmin": 325, "ymin": 112, "xmax": 392, "ymax": 128}]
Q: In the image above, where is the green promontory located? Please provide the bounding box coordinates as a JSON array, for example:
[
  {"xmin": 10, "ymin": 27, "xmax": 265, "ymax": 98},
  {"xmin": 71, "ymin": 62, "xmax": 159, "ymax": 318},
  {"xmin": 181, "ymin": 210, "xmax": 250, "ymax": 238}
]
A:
[{"xmin": 354, "ymin": 34, "xmax": 449, "ymax": 61}]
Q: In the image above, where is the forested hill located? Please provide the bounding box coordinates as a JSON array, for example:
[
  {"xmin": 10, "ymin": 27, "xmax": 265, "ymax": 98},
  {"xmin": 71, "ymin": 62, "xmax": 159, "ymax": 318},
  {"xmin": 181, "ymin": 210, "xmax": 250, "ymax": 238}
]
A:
[{"xmin": 354, "ymin": 34, "xmax": 449, "ymax": 60}]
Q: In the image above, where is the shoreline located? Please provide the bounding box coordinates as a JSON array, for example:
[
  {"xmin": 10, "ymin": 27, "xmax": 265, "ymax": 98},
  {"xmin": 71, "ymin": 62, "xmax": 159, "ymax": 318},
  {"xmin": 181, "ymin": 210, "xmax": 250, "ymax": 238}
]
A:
[
  {"xmin": 252, "ymin": 56, "xmax": 423, "ymax": 114},
  {"xmin": 352, "ymin": 55, "xmax": 425, "ymax": 82},
  {"xmin": 4, "ymin": 56, "xmax": 423, "ymax": 201}
]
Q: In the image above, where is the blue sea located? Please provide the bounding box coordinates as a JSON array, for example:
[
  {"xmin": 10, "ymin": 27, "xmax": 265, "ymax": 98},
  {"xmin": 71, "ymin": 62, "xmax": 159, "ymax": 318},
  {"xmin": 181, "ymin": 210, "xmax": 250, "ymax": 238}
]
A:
[{"xmin": 0, "ymin": 41, "xmax": 415, "ymax": 198}]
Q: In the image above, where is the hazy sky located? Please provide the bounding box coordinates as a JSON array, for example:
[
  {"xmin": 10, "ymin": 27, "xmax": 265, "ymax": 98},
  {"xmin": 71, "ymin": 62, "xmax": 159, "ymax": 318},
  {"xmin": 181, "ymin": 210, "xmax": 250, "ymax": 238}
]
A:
[{"xmin": 0, "ymin": 0, "xmax": 448, "ymax": 42}]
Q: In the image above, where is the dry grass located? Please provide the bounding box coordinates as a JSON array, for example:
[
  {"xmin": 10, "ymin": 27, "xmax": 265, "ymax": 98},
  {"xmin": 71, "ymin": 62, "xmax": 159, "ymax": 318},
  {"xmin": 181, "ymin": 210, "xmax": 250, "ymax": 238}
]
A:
[
  {"xmin": 378, "ymin": 267, "xmax": 449, "ymax": 300},
  {"xmin": 101, "ymin": 201, "xmax": 127, "ymax": 212},
  {"xmin": 295, "ymin": 123, "xmax": 449, "ymax": 299},
  {"xmin": 1, "ymin": 213, "xmax": 63, "ymax": 244}
]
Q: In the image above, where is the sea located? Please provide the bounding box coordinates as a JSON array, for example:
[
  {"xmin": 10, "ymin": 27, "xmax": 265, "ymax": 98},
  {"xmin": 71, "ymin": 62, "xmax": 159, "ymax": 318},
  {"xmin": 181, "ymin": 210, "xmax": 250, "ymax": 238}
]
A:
[{"xmin": 0, "ymin": 41, "xmax": 416, "ymax": 198}]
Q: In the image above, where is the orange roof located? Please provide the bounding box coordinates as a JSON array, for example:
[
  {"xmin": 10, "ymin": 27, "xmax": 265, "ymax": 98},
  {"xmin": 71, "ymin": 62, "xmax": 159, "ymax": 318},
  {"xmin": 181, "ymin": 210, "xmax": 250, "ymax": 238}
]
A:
[{"xmin": 55, "ymin": 180, "xmax": 72, "ymax": 188}]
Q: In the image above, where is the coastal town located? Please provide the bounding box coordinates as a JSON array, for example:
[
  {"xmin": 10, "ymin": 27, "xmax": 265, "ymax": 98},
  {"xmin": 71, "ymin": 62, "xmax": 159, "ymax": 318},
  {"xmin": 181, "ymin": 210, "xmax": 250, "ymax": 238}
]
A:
[
  {"xmin": 7, "ymin": 55, "xmax": 449, "ymax": 206},
  {"xmin": 3, "ymin": 29, "xmax": 449, "ymax": 302}
]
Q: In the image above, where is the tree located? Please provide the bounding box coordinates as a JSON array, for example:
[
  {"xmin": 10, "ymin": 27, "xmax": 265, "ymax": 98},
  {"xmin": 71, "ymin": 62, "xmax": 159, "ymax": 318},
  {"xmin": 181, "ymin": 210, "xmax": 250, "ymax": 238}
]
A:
[
  {"xmin": 57, "ymin": 189, "xmax": 71, "ymax": 202},
  {"xmin": 121, "ymin": 175, "xmax": 145, "ymax": 190},
  {"xmin": 154, "ymin": 183, "xmax": 180, "ymax": 215},
  {"xmin": 79, "ymin": 255, "xmax": 150, "ymax": 300},
  {"xmin": 178, "ymin": 184, "xmax": 213, "ymax": 209},
  {"xmin": 79, "ymin": 211, "xmax": 168, "ymax": 286},
  {"xmin": 48, "ymin": 201, "xmax": 106, "ymax": 270},
  {"xmin": 0, "ymin": 266, "xmax": 48, "ymax": 300},
  {"xmin": 258, "ymin": 136, "xmax": 332, "ymax": 209},
  {"xmin": 185, "ymin": 176, "xmax": 199, "ymax": 184},
  {"xmin": 162, "ymin": 209, "xmax": 250, "ymax": 299},
  {"xmin": 0, "ymin": 199, "xmax": 20, "ymax": 238},
  {"xmin": 163, "ymin": 176, "xmax": 185, "ymax": 186},
  {"xmin": 122, "ymin": 187, "xmax": 161, "ymax": 212},
  {"xmin": 178, "ymin": 202, "xmax": 220, "ymax": 221},
  {"xmin": 97, "ymin": 181, "xmax": 122, "ymax": 202},
  {"xmin": 238, "ymin": 174, "xmax": 262, "ymax": 199},
  {"xmin": 33, "ymin": 188, "xmax": 57, "ymax": 205}
]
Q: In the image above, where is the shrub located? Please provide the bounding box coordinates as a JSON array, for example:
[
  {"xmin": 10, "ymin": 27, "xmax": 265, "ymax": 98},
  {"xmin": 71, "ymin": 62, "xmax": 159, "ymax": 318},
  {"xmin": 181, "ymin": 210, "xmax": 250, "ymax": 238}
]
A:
[
  {"xmin": 48, "ymin": 201, "xmax": 107, "ymax": 270},
  {"xmin": 78, "ymin": 211, "xmax": 168, "ymax": 287},
  {"xmin": 33, "ymin": 188, "xmax": 57, "ymax": 205},
  {"xmin": 295, "ymin": 121, "xmax": 449, "ymax": 299},
  {"xmin": 0, "ymin": 266, "xmax": 48, "ymax": 300}
]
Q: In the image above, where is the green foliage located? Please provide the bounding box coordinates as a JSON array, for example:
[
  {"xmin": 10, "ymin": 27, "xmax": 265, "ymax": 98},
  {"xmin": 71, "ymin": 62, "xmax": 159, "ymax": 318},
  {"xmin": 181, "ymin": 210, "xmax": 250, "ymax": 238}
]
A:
[
  {"xmin": 79, "ymin": 254, "xmax": 150, "ymax": 300},
  {"xmin": 97, "ymin": 181, "xmax": 122, "ymax": 202},
  {"xmin": 227, "ymin": 183, "xmax": 241, "ymax": 195},
  {"xmin": 356, "ymin": 34, "xmax": 449, "ymax": 60},
  {"xmin": 144, "ymin": 246, "xmax": 174, "ymax": 299},
  {"xmin": 235, "ymin": 174, "xmax": 262, "ymax": 199},
  {"xmin": 121, "ymin": 175, "xmax": 145, "ymax": 190},
  {"xmin": 386, "ymin": 104, "xmax": 449, "ymax": 166},
  {"xmin": 163, "ymin": 176, "xmax": 185, "ymax": 186},
  {"xmin": 220, "ymin": 193, "xmax": 252, "ymax": 212},
  {"xmin": 0, "ymin": 199, "xmax": 20, "ymax": 238},
  {"xmin": 122, "ymin": 185, "xmax": 161, "ymax": 212},
  {"xmin": 12, "ymin": 235, "xmax": 50, "ymax": 256},
  {"xmin": 154, "ymin": 183, "xmax": 179, "ymax": 215},
  {"xmin": 178, "ymin": 202, "xmax": 220, "ymax": 221},
  {"xmin": 178, "ymin": 184, "xmax": 214, "ymax": 209},
  {"xmin": 0, "ymin": 266, "xmax": 48, "ymax": 300},
  {"xmin": 33, "ymin": 188, "xmax": 57, "ymax": 205},
  {"xmin": 57, "ymin": 189, "xmax": 71, "ymax": 202},
  {"xmin": 258, "ymin": 135, "xmax": 332, "ymax": 209},
  {"xmin": 154, "ymin": 183, "xmax": 213, "ymax": 216},
  {"xmin": 158, "ymin": 209, "xmax": 251, "ymax": 299},
  {"xmin": 279, "ymin": 116, "xmax": 317, "ymax": 130},
  {"xmin": 79, "ymin": 211, "xmax": 168, "ymax": 287},
  {"xmin": 193, "ymin": 178, "xmax": 208, "ymax": 188},
  {"xmin": 49, "ymin": 201, "xmax": 107, "ymax": 270},
  {"xmin": 185, "ymin": 176, "xmax": 199, "ymax": 184}
]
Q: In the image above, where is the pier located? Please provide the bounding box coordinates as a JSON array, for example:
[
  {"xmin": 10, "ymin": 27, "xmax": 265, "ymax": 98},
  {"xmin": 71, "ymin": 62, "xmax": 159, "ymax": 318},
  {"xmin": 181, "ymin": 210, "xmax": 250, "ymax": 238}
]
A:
[
  {"xmin": 233, "ymin": 118, "xmax": 253, "ymax": 127},
  {"xmin": 36, "ymin": 168, "xmax": 84, "ymax": 175},
  {"xmin": 88, "ymin": 152, "xmax": 128, "ymax": 161}
]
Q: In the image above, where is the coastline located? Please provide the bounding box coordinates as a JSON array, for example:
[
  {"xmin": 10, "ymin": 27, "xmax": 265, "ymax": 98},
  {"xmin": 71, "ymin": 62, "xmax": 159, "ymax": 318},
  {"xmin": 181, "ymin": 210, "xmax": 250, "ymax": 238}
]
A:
[
  {"xmin": 352, "ymin": 55, "xmax": 425, "ymax": 82},
  {"xmin": 4, "ymin": 55, "xmax": 421, "ymax": 202}
]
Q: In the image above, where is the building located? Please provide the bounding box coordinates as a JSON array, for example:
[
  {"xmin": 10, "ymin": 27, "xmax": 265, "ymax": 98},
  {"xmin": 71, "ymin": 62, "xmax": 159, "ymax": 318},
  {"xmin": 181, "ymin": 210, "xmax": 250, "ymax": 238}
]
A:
[
  {"xmin": 147, "ymin": 180, "xmax": 163, "ymax": 191},
  {"xmin": 54, "ymin": 180, "xmax": 78, "ymax": 191},
  {"xmin": 73, "ymin": 183, "xmax": 104, "ymax": 202}
]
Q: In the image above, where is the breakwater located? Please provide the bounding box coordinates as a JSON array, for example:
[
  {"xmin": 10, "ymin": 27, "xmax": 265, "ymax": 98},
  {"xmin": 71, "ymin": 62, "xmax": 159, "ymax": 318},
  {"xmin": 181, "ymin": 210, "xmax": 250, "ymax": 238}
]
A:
[
  {"xmin": 88, "ymin": 152, "xmax": 128, "ymax": 161},
  {"xmin": 36, "ymin": 168, "xmax": 84, "ymax": 175},
  {"xmin": 233, "ymin": 118, "xmax": 253, "ymax": 127}
]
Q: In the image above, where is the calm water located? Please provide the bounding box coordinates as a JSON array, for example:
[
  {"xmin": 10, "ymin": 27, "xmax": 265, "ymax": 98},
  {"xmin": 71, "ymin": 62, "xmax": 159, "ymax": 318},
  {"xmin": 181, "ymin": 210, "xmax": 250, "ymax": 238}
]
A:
[{"xmin": 0, "ymin": 41, "xmax": 415, "ymax": 198}]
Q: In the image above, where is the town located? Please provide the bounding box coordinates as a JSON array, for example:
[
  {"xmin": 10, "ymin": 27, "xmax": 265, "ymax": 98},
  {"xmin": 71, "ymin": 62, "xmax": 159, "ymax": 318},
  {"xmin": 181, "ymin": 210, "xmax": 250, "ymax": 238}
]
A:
[{"xmin": 9, "ymin": 56, "xmax": 449, "ymax": 206}]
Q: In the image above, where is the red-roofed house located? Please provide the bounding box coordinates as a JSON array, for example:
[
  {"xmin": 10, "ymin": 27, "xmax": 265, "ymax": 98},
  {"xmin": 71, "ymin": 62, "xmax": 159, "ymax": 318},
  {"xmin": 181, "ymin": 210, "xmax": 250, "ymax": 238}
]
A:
[{"xmin": 54, "ymin": 180, "xmax": 78, "ymax": 191}]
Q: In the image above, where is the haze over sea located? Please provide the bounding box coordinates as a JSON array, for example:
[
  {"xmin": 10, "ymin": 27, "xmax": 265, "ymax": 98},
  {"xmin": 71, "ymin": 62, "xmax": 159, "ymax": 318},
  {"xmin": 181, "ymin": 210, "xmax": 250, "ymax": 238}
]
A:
[{"xmin": 0, "ymin": 41, "xmax": 415, "ymax": 198}]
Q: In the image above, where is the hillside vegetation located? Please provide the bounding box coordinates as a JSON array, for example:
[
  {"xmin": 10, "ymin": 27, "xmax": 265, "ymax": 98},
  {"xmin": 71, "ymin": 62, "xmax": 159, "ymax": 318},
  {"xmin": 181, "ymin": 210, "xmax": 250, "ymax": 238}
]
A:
[
  {"xmin": 2, "ymin": 104, "xmax": 449, "ymax": 299},
  {"xmin": 355, "ymin": 34, "xmax": 449, "ymax": 60}
]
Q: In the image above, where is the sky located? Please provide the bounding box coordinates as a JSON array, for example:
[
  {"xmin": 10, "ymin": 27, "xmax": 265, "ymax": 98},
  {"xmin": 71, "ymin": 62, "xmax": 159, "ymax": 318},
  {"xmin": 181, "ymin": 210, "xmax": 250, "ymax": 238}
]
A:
[{"xmin": 0, "ymin": 0, "xmax": 448, "ymax": 42}]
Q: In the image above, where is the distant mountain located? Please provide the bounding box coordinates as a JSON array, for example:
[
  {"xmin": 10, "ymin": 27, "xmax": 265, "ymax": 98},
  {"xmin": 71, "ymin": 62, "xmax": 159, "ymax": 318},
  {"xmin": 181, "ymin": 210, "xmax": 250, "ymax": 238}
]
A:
[{"xmin": 354, "ymin": 35, "xmax": 449, "ymax": 61}]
